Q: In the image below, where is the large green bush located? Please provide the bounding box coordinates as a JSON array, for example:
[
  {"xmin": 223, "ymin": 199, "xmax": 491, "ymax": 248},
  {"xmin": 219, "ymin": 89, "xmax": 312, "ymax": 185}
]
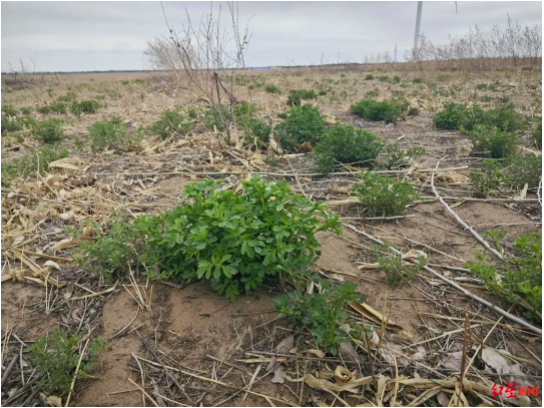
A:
[
  {"xmin": 350, "ymin": 99, "xmax": 405, "ymax": 123},
  {"xmin": 80, "ymin": 178, "xmax": 340, "ymax": 301},
  {"xmin": 274, "ymin": 105, "xmax": 327, "ymax": 152},
  {"xmin": 465, "ymin": 125, "xmax": 518, "ymax": 158},
  {"xmin": 314, "ymin": 124, "xmax": 384, "ymax": 173},
  {"xmin": 352, "ymin": 172, "xmax": 419, "ymax": 216},
  {"xmin": 150, "ymin": 108, "xmax": 194, "ymax": 139}
]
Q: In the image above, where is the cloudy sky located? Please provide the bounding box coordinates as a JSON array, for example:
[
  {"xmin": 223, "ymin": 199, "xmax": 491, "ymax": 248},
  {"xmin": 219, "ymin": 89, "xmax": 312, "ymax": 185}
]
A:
[{"xmin": 1, "ymin": 1, "xmax": 542, "ymax": 72}]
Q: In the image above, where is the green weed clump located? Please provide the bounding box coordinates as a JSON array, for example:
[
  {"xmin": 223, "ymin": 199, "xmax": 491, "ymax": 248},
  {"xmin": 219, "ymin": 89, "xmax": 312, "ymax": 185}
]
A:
[
  {"xmin": 433, "ymin": 103, "xmax": 526, "ymax": 133},
  {"xmin": 265, "ymin": 84, "xmax": 281, "ymax": 94},
  {"xmin": 375, "ymin": 245, "xmax": 426, "ymax": 286},
  {"xmin": 2, "ymin": 104, "xmax": 19, "ymax": 117},
  {"xmin": 365, "ymin": 90, "xmax": 379, "ymax": 98},
  {"xmin": 467, "ymin": 232, "xmax": 542, "ymax": 321},
  {"xmin": 505, "ymin": 154, "xmax": 542, "ymax": 189},
  {"xmin": 88, "ymin": 116, "xmax": 143, "ymax": 152},
  {"xmin": 412, "ymin": 78, "xmax": 423, "ymax": 84},
  {"xmin": 37, "ymin": 103, "xmax": 68, "ymax": 115},
  {"xmin": 470, "ymin": 159, "xmax": 507, "ymax": 197},
  {"xmin": 150, "ymin": 108, "xmax": 195, "ymax": 139},
  {"xmin": 287, "ymin": 89, "xmax": 317, "ymax": 106},
  {"xmin": 351, "ymin": 172, "xmax": 419, "ymax": 216},
  {"xmin": 274, "ymin": 281, "xmax": 362, "ymax": 355},
  {"xmin": 35, "ymin": 119, "xmax": 64, "ymax": 144},
  {"xmin": 465, "ymin": 125, "xmax": 518, "ymax": 158},
  {"xmin": 275, "ymin": 105, "xmax": 327, "ymax": 152},
  {"xmin": 205, "ymin": 105, "xmax": 230, "ymax": 132},
  {"xmin": 1, "ymin": 115, "xmax": 36, "ymax": 134},
  {"xmin": 56, "ymin": 93, "xmax": 77, "ymax": 103},
  {"xmin": 80, "ymin": 178, "xmax": 340, "ymax": 301},
  {"xmin": 1, "ymin": 146, "xmax": 68, "ymax": 187},
  {"xmin": 376, "ymin": 143, "xmax": 426, "ymax": 170},
  {"xmin": 27, "ymin": 330, "xmax": 106, "ymax": 397},
  {"xmin": 407, "ymin": 107, "xmax": 420, "ymax": 116},
  {"xmin": 70, "ymin": 100, "xmax": 102, "ymax": 115},
  {"xmin": 313, "ymin": 124, "xmax": 384, "ymax": 173},
  {"xmin": 350, "ymin": 99, "xmax": 405, "ymax": 123}
]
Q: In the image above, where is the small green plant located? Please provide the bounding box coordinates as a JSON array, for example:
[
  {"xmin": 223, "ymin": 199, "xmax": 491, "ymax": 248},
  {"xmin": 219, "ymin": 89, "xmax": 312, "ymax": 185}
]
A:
[
  {"xmin": 407, "ymin": 107, "xmax": 420, "ymax": 116},
  {"xmin": 242, "ymin": 119, "xmax": 272, "ymax": 148},
  {"xmin": 1, "ymin": 115, "xmax": 36, "ymax": 134},
  {"xmin": 352, "ymin": 172, "xmax": 419, "ymax": 216},
  {"xmin": 274, "ymin": 104, "xmax": 327, "ymax": 152},
  {"xmin": 467, "ymin": 232, "xmax": 542, "ymax": 321},
  {"xmin": 392, "ymin": 75, "xmax": 401, "ymax": 84},
  {"xmin": 412, "ymin": 78, "xmax": 423, "ymax": 84},
  {"xmin": 505, "ymin": 154, "xmax": 542, "ymax": 189},
  {"xmin": 375, "ymin": 245, "xmax": 426, "ymax": 286},
  {"xmin": 432, "ymin": 102, "xmax": 467, "ymax": 130},
  {"xmin": 466, "ymin": 125, "xmax": 518, "ymax": 158},
  {"xmin": 134, "ymin": 79, "xmax": 146, "ymax": 84},
  {"xmin": 205, "ymin": 105, "xmax": 230, "ymax": 132},
  {"xmin": 274, "ymin": 281, "xmax": 362, "ymax": 355},
  {"xmin": 376, "ymin": 143, "xmax": 425, "ymax": 169},
  {"xmin": 27, "ymin": 329, "xmax": 106, "ymax": 397},
  {"xmin": 20, "ymin": 107, "xmax": 32, "ymax": 115},
  {"xmin": 56, "ymin": 93, "xmax": 77, "ymax": 103},
  {"xmin": 150, "ymin": 108, "xmax": 194, "ymax": 139},
  {"xmin": 351, "ymin": 99, "xmax": 405, "ymax": 123},
  {"xmin": 365, "ymin": 74, "xmax": 374, "ymax": 80},
  {"xmin": 37, "ymin": 103, "xmax": 68, "ymax": 115},
  {"xmin": 35, "ymin": 119, "xmax": 64, "ymax": 144},
  {"xmin": 378, "ymin": 75, "xmax": 390, "ymax": 82},
  {"xmin": 2, "ymin": 104, "xmax": 19, "ymax": 117},
  {"xmin": 265, "ymin": 84, "xmax": 281, "ymax": 94},
  {"xmin": 287, "ymin": 89, "xmax": 317, "ymax": 106},
  {"xmin": 88, "ymin": 116, "xmax": 143, "ymax": 152},
  {"xmin": 314, "ymin": 124, "xmax": 384, "ymax": 173},
  {"xmin": 470, "ymin": 159, "xmax": 507, "ymax": 197},
  {"xmin": 70, "ymin": 100, "xmax": 102, "ymax": 115},
  {"xmin": 365, "ymin": 90, "xmax": 379, "ymax": 98}
]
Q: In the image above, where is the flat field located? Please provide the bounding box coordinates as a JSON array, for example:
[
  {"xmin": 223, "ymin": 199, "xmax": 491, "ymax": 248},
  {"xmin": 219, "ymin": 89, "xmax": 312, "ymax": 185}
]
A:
[{"xmin": 1, "ymin": 65, "xmax": 542, "ymax": 406}]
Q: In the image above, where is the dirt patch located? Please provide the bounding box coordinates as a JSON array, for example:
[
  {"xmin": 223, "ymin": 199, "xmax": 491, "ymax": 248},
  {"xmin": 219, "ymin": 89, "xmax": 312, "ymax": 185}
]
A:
[{"xmin": 1, "ymin": 282, "xmax": 59, "ymax": 340}]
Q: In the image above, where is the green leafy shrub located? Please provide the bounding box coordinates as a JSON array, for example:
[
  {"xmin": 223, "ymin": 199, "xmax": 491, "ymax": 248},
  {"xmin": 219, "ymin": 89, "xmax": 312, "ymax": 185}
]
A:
[
  {"xmin": 470, "ymin": 159, "xmax": 507, "ymax": 197},
  {"xmin": 88, "ymin": 116, "xmax": 143, "ymax": 152},
  {"xmin": 274, "ymin": 281, "xmax": 361, "ymax": 355},
  {"xmin": 352, "ymin": 172, "xmax": 419, "ymax": 216},
  {"xmin": 432, "ymin": 102, "xmax": 467, "ymax": 130},
  {"xmin": 467, "ymin": 232, "xmax": 541, "ymax": 321},
  {"xmin": 70, "ymin": 100, "xmax": 102, "ymax": 115},
  {"xmin": 314, "ymin": 124, "xmax": 384, "ymax": 173},
  {"xmin": 465, "ymin": 125, "xmax": 518, "ymax": 158},
  {"xmin": 375, "ymin": 245, "xmax": 426, "ymax": 286},
  {"xmin": 37, "ymin": 103, "xmax": 67, "ymax": 115},
  {"xmin": 275, "ymin": 105, "xmax": 327, "ymax": 152},
  {"xmin": 35, "ymin": 119, "xmax": 64, "ymax": 143},
  {"xmin": 150, "ymin": 108, "xmax": 194, "ymax": 139},
  {"xmin": 265, "ymin": 84, "xmax": 281, "ymax": 94},
  {"xmin": 287, "ymin": 89, "xmax": 317, "ymax": 106},
  {"xmin": 350, "ymin": 99, "xmax": 405, "ymax": 123},
  {"xmin": 407, "ymin": 107, "xmax": 420, "ymax": 116},
  {"xmin": 533, "ymin": 123, "xmax": 542, "ymax": 148},
  {"xmin": 433, "ymin": 103, "xmax": 526, "ymax": 133},
  {"xmin": 205, "ymin": 105, "xmax": 230, "ymax": 132},
  {"xmin": 505, "ymin": 154, "xmax": 542, "ymax": 189},
  {"xmin": 81, "ymin": 178, "xmax": 340, "ymax": 301},
  {"xmin": 27, "ymin": 330, "xmax": 106, "ymax": 396},
  {"xmin": 365, "ymin": 74, "xmax": 374, "ymax": 80},
  {"xmin": 242, "ymin": 119, "xmax": 272, "ymax": 148}
]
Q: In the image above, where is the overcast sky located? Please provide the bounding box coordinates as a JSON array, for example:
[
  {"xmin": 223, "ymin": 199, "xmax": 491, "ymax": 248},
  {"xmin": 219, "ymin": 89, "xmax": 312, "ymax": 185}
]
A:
[{"xmin": 1, "ymin": 1, "xmax": 542, "ymax": 72}]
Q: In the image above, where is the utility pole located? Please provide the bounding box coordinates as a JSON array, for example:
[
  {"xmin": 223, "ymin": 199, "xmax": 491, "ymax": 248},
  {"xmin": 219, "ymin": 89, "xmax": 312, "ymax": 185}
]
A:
[{"xmin": 413, "ymin": 1, "xmax": 423, "ymax": 58}]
